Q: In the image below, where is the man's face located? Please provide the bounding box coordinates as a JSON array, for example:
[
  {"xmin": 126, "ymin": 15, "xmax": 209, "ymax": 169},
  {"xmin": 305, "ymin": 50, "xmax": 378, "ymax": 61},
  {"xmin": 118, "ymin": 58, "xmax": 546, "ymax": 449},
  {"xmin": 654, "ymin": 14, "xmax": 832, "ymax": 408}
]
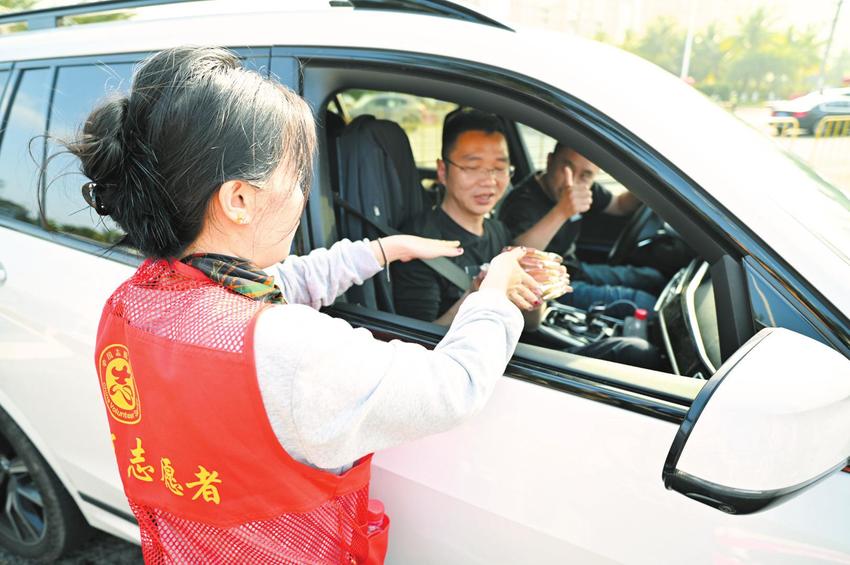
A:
[
  {"xmin": 546, "ymin": 147, "xmax": 599, "ymax": 198},
  {"xmin": 437, "ymin": 130, "xmax": 510, "ymax": 218}
]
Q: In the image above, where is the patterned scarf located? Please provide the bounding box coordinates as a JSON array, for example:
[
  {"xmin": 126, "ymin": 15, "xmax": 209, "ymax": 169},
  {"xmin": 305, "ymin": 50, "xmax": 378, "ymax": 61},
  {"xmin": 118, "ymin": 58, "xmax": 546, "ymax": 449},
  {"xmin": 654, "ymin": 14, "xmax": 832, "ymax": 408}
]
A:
[{"xmin": 180, "ymin": 253, "xmax": 286, "ymax": 304}]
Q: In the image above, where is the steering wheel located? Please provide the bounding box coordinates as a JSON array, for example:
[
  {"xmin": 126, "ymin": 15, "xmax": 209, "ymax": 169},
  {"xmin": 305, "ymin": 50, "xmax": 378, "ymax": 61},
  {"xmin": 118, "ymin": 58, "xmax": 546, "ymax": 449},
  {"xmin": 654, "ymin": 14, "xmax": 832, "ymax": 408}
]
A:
[{"xmin": 607, "ymin": 203, "xmax": 655, "ymax": 265}]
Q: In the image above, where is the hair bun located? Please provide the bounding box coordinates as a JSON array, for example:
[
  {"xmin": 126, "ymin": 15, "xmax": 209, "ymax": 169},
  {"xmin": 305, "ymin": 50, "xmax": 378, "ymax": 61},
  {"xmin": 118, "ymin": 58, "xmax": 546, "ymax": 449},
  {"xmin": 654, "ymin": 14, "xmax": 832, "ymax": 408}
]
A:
[
  {"xmin": 77, "ymin": 96, "xmax": 129, "ymax": 188},
  {"xmin": 55, "ymin": 46, "xmax": 316, "ymax": 259}
]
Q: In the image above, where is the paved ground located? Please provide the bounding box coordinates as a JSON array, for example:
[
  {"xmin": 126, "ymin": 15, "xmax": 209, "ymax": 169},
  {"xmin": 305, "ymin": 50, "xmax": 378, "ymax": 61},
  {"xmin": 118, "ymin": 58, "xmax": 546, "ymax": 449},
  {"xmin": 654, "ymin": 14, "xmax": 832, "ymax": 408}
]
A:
[
  {"xmin": 733, "ymin": 106, "xmax": 850, "ymax": 193},
  {"xmin": 0, "ymin": 530, "xmax": 142, "ymax": 564}
]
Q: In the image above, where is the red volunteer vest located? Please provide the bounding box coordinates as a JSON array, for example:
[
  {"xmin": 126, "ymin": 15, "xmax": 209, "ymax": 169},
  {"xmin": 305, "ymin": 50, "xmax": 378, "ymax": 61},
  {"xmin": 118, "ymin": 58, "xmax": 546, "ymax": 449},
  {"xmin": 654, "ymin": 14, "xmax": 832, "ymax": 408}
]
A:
[{"xmin": 94, "ymin": 259, "xmax": 389, "ymax": 564}]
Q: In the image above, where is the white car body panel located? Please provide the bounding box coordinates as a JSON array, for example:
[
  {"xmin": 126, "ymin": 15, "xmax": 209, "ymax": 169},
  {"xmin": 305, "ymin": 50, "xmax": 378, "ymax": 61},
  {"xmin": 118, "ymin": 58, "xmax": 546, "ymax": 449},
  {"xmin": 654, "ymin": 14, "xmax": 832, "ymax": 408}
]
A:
[
  {"xmin": 0, "ymin": 3, "xmax": 848, "ymax": 563},
  {"xmin": 373, "ymin": 370, "xmax": 850, "ymax": 564},
  {"xmin": 0, "ymin": 227, "xmax": 137, "ymax": 535}
]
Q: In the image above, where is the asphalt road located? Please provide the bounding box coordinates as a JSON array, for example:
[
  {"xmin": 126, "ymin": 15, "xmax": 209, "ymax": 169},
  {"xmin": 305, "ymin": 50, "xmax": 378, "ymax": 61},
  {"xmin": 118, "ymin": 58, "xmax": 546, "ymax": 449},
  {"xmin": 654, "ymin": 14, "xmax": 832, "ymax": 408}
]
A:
[
  {"xmin": 733, "ymin": 106, "xmax": 850, "ymax": 192},
  {"xmin": 0, "ymin": 531, "xmax": 142, "ymax": 564}
]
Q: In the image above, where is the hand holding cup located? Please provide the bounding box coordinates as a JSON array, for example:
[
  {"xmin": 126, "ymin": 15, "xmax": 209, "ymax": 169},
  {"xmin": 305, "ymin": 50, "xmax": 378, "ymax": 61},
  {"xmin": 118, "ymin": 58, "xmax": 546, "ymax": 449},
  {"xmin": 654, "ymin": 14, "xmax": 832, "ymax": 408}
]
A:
[{"xmin": 502, "ymin": 246, "xmax": 572, "ymax": 301}]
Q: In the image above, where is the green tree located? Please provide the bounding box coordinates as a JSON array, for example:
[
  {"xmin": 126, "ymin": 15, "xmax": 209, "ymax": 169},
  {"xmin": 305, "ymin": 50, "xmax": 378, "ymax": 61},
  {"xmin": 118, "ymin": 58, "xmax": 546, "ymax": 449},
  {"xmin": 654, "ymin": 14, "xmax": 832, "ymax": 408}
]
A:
[
  {"xmin": 723, "ymin": 9, "xmax": 821, "ymax": 100},
  {"xmin": 0, "ymin": 0, "xmax": 35, "ymax": 9},
  {"xmin": 621, "ymin": 16, "xmax": 685, "ymax": 75},
  {"xmin": 1, "ymin": 1, "xmax": 131, "ymax": 32},
  {"xmin": 0, "ymin": 0, "xmax": 35, "ymax": 33},
  {"xmin": 772, "ymin": 26, "xmax": 821, "ymax": 96},
  {"xmin": 612, "ymin": 8, "xmax": 830, "ymax": 102},
  {"xmin": 826, "ymin": 49, "xmax": 850, "ymax": 87},
  {"xmin": 63, "ymin": 12, "xmax": 132, "ymax": 25},
  {"xmin": 690, "ymin": 22, "xmax": 728, "ymax": 87}
]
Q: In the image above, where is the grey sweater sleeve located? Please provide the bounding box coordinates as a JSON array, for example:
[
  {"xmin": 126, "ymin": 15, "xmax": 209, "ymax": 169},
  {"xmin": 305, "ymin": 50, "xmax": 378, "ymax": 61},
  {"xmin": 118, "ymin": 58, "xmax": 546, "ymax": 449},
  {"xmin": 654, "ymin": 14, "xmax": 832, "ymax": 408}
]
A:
[
  {"xmin": 267, "ymin": 238, "xmax": 382, "ymax": 309},
  {"xmin": 254, "ymin": 288, "xmax": 523, "ymax": 474}
]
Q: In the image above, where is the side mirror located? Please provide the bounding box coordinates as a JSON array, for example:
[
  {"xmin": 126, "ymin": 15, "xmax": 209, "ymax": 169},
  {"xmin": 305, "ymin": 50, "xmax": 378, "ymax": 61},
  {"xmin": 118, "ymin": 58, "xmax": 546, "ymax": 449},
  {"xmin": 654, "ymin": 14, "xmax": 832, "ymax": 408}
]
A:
[{"xmin": 663, "ymin": 327, "xmax": 850, "ymax": 514}]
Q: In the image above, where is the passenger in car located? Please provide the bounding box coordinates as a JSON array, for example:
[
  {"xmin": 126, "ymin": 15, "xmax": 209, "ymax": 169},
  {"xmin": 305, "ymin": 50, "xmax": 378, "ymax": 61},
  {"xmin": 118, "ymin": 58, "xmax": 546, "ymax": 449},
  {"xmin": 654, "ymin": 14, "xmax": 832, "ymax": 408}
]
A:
[
  {"xmin": 392, "ymin": 108, "xmax": 661, "ymax": 369},
  {"xmin": 499, "ymin": 142, "xmax": 666, "ymax": 313},
  {"xmin": 58, "ymin": 47, "xmax": 543, "ymax": 564}
]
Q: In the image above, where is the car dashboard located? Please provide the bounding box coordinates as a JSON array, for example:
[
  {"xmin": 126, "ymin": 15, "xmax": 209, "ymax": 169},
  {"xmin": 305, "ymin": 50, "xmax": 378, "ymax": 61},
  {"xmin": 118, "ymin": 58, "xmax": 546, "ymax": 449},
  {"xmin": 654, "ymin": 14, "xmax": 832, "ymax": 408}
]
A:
[{"xmin": 656, "ymin": 260, "xmax": 721, "ymax": 379}]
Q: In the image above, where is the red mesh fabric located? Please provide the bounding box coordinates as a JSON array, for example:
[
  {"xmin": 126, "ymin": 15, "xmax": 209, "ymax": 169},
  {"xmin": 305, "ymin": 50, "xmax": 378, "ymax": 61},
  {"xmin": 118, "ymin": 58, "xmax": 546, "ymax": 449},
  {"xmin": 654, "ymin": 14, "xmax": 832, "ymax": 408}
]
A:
[
  {"xmin": 130, "ymin": 486, "xmax": 369, "ymax": 565},
  {"xmin": 101, "ymin": 259, "xmax": 375, "ymax": 564},
  {"xmin": 108, "ymin": 259, "xmax": 265, "ymax": 354}
]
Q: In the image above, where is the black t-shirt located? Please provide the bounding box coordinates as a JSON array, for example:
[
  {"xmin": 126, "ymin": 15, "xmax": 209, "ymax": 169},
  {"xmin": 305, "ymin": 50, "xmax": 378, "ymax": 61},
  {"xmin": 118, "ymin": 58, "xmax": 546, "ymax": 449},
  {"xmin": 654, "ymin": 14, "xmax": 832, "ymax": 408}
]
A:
[
  {"xmin": 499, "ymin": 174, "xmax": 612, "ymax": 260},
  {"xmin": 392, "ymin": 207, "xmax": 511, "ymax": 321}
]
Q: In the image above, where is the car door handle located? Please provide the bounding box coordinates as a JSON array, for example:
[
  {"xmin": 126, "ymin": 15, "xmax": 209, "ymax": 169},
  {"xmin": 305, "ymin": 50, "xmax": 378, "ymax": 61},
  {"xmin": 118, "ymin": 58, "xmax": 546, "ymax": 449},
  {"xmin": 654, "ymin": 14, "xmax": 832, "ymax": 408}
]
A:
[{"xmin": 0, "ymin": 261, "xmax": 6, "ymax": 287}]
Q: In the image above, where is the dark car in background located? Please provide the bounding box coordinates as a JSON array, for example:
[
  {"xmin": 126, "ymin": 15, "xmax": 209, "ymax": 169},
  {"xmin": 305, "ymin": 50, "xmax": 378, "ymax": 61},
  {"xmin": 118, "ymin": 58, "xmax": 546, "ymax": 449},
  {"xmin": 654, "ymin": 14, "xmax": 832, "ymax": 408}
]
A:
[{"xmin": 769, "ymin": 91, "xmax": 850, "ymax": 134}]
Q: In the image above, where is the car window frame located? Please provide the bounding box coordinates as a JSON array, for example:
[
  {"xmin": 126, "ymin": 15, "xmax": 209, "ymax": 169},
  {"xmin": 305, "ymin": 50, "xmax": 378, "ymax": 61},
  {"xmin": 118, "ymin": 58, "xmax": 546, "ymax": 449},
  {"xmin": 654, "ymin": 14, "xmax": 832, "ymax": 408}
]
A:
[
  {"xmin": 290, "ymin": 49, "xmax": 725, "ymax": 421},
  {"xmin": 283, "ymin": 45, "xmax": 850, "ymax": 422}
]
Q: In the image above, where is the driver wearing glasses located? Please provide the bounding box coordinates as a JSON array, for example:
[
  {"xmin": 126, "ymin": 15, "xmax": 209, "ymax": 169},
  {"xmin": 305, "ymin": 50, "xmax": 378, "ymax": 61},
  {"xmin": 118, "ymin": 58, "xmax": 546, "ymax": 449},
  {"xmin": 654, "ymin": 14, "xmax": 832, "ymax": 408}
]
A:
[{"xmin": 392, "ymin": 108, "xmax": 661, "ymax": 369}]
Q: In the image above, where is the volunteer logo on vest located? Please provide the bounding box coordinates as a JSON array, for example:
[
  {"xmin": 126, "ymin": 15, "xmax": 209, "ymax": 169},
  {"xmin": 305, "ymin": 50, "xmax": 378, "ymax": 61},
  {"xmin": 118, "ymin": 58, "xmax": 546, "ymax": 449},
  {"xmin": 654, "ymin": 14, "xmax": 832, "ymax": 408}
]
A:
[{"xmin": 98, "ymin": 344, "xmax": 141, "ymax": 424}]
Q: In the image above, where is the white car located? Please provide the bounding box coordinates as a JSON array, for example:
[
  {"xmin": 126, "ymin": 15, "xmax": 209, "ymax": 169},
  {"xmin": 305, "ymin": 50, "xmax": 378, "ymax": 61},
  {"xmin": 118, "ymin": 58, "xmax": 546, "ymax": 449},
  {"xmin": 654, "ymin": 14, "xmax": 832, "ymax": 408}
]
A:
[{"xmin": 0, "ymin": 1, "xmax": 848, "ymax": 563}]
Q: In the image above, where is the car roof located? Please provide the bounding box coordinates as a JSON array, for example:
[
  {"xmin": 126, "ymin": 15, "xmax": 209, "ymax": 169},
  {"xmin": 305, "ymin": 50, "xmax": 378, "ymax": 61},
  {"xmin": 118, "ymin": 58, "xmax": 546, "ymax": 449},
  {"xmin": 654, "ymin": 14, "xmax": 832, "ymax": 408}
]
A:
[
  {"xmin": 824, "ymin": 87, "xmax": 850, "ymax": 97},
  {"xmin": 775, "ymin": 91, "xmax": 850, "ymax": 106},
  {"xmin": 2, "ymin": 2, "xmax": 848, "ymax": 316}
]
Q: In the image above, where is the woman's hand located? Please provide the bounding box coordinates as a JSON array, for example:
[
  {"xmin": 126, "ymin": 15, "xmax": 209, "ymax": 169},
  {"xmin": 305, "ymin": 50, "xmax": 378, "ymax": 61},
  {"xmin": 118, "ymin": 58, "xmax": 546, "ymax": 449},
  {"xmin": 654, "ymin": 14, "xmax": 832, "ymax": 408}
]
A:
[
  {"xmin": 479, "ymin": 247, "xmax": 542, "ymax": 310},
  {"xmin": 371, "ymin": 235, "xmax": 463, "ymax": 266},
  {"xmin": 502, "ymin": 246, "xmax": 572, "ymax": 301}
]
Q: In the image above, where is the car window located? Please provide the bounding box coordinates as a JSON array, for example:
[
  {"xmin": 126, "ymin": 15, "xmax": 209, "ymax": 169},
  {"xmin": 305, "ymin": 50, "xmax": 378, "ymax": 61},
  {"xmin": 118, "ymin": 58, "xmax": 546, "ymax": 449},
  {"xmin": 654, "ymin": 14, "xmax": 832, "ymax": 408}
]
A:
[
  {"xmin": 516, "ymin": 122, "xmax": 628, "ymax": 193},
  {"xmin": 336, "ymin": 89, "xmax": 458, "ymax": 169},
  {"xmin": 743, "ymin": 257, "xmax": 832, "ymax": 347},
  {"xmin": 44, "ymin": 63, "xmax": 134, "ymax": 244},
  {"xmin": 0, "ymin": 68, "xmax": 52, "ymax": 228}
]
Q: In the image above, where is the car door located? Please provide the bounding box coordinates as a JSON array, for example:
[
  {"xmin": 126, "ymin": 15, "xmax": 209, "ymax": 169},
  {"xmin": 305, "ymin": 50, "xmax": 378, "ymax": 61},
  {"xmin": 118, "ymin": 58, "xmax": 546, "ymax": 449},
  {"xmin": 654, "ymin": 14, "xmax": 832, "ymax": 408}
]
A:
[
  {"xmin": 0, "ymin": 55, "xmax": 147, "ymax": 533},
  {"xmin": 282, "ymin": 48, "xmax": 850, "ymax": 564},
  {"xmin": 0, "ymin": 49, "xmax": 272, "ymax": 536}
]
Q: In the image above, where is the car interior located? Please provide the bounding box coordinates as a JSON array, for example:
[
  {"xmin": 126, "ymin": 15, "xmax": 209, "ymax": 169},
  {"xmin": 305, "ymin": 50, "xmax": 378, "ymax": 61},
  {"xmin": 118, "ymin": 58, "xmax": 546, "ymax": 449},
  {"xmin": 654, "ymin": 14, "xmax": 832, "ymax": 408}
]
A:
[{"xmin": 289, "ymin": 63, "xmax": 754, "ymax": 385}]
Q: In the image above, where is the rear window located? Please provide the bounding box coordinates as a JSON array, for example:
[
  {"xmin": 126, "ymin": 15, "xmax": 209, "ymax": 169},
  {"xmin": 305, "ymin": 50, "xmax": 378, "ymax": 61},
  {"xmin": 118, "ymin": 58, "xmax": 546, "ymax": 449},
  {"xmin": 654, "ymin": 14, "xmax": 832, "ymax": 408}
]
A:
[
  {"xmin": 45, "ymin": 63, "xmax": 134, "ymax": 244},
  {"xmin": 0, "ymin": 68, "xmax": 51, "ymax": 227},
  {"xmin": 335, "ymin": 90, "xmax": 458, "ymax": 169}
]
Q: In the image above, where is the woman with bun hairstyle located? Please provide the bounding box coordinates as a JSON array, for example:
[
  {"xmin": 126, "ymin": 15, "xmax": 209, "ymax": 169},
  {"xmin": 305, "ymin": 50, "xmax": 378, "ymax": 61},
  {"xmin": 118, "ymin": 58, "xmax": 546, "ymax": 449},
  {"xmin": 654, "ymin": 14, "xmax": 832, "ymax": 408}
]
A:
[{"xmin": 57, "ymin": 46, "xmax": 538, "ymax": 564}]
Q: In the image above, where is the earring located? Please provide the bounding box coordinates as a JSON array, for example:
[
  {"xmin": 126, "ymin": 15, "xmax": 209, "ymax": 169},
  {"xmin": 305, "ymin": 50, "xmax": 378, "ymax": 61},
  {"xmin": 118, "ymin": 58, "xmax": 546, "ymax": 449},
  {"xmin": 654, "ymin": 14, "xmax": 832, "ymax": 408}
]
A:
[{"xmin": 236, "ymin": 212, "xmax": 249, "ymax": 225}]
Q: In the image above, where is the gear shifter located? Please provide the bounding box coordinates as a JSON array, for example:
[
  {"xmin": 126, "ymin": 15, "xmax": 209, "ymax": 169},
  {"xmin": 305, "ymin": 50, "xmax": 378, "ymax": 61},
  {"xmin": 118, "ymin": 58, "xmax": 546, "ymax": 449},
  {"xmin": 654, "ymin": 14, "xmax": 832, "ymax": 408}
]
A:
[{"xmin": 585, "ymin": 303, "xmax": 607, "ymax": 327}]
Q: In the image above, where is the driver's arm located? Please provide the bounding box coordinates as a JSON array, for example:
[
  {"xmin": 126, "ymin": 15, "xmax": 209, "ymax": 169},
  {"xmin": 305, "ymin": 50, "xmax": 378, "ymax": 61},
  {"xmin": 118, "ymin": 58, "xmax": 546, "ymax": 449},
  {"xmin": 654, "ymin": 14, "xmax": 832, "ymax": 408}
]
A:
[
  {"xmin": 502, "ymin": 192, "xmax": 572, "ymax": 254},
  {"xmin": 512, "ymin": 205, "xmax": 572, "ymax": 252},
  {"xmin": 603, "ymin": 190, "xmax": 642, "ymax": 216},
  {"xmin": 434, "ymin": 292, "xmax": 470, "ymax": 326}
]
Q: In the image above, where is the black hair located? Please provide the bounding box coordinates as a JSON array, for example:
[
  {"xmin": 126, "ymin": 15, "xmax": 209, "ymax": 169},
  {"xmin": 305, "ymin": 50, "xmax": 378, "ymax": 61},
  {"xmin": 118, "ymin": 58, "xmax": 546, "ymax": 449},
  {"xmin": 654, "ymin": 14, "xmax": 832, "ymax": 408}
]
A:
[
  {"xmin": 552, "ymin": 141, "xmax": 571, "ymax": 156},
  {"xmin": 441, "ymin": 107, "xmax": 506, "ymax": 161},
  {"xmin": 48, "ymin": 46, "xmax": 316, "ymax": 258}
]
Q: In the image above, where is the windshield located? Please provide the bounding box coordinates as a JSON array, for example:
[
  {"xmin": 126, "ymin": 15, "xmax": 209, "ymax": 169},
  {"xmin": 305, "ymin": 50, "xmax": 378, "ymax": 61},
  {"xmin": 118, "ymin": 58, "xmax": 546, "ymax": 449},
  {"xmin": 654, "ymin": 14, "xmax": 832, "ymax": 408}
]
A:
[{"xmin": 776, "ymin": 147, "xmax": 850, "ymax": 264}]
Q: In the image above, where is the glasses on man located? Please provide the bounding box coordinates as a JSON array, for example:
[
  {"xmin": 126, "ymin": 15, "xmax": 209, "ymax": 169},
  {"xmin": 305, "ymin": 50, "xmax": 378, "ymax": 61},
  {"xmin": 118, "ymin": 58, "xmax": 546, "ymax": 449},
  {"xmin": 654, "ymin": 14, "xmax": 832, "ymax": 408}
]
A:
[{"xmin": 444, "ymin": 158, "xmax": 515, "ymax": 181}]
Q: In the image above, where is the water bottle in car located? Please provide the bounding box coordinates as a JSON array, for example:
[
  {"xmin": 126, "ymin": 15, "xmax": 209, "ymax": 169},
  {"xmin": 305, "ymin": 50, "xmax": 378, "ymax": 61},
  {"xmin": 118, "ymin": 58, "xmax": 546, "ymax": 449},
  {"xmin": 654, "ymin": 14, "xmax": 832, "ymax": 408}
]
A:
[{"xmin": 622, "ymin": 308, "xmax": 649, "ymax": 340}]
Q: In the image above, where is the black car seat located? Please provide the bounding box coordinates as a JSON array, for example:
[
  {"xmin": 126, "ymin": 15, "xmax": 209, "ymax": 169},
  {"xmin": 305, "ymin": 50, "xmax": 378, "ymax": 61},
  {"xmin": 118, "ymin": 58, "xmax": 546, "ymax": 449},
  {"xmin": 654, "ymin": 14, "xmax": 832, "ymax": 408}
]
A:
[
  {"xmin": 323, "ymin": 109, "xmax": 347, "ymax": 191},
  {"xmin": 333, "ymin": 114, "xmax": 429, "ymax": 312}
]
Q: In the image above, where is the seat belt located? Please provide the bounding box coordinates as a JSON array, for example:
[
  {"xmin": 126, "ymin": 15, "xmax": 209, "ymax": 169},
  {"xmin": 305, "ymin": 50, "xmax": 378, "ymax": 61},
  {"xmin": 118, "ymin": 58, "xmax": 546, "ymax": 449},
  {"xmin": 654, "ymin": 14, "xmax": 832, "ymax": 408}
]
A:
[{"xmin": 333, "ymin": 193, "xmax": 471, "ymax": 292}]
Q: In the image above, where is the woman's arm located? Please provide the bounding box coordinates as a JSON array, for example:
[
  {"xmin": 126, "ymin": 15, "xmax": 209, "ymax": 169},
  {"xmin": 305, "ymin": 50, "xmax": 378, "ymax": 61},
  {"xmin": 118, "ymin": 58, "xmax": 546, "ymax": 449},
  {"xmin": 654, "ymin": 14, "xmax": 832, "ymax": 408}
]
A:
[
  {"xmin": 254, "ymin": 288, "xmax": 523, "ymax": 472},
  {"xmin": 269, "ymin": 236, "xmax": 463, "ymax": 310},
  {"xmin": 268, "ymin": 239, "xmax": 382, "ymax": 309}
]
